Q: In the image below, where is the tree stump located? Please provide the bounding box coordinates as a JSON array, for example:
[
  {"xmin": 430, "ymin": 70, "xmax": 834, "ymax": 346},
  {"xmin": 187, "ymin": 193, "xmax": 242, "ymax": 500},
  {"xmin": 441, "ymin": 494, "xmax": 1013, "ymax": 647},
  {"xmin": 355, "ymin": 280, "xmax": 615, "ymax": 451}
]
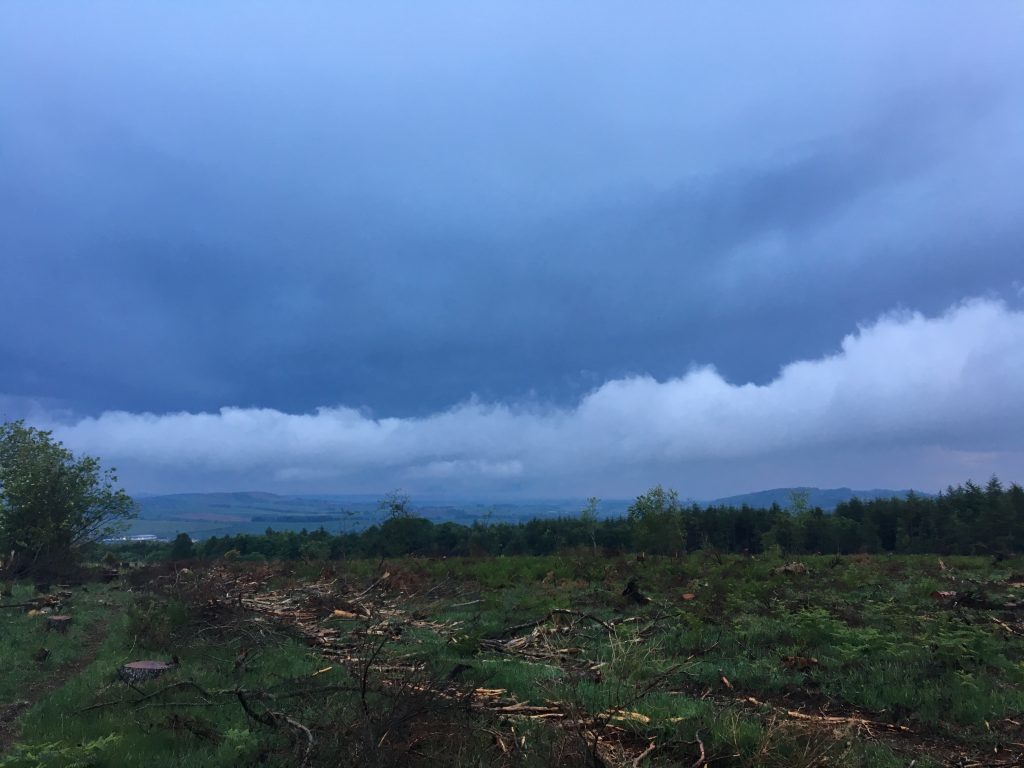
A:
[
  {"xmin": 622, "ymin": 578, "xmax": 651, "ymax": 605},
  {"xmin": 118, "ymin": 660, "xmax": 175, "ymax": 684},
  {"xmin": 46, "ymin": 615, "xmax": 72, "ymax": 633}
]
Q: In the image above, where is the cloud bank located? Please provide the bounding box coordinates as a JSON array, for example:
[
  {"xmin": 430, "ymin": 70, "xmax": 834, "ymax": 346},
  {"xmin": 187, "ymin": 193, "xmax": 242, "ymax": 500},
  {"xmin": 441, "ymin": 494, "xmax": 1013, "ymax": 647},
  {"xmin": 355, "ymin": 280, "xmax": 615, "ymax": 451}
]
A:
[
  {"xmin": 2, "ymin": 4, "xmax": 1023, "ymax": 419},
  {"xmin": 28, "ymin": 297, "xmax": 1024, "ymax": 497}
]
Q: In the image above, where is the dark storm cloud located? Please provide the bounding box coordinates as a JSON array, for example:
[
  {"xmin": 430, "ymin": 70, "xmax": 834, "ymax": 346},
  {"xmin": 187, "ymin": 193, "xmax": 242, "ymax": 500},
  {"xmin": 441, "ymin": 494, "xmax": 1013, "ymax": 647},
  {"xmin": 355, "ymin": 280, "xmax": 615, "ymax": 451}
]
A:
[{"xmin": 2, "ymin": 2, "xmax": 1024, "ymax": 494}]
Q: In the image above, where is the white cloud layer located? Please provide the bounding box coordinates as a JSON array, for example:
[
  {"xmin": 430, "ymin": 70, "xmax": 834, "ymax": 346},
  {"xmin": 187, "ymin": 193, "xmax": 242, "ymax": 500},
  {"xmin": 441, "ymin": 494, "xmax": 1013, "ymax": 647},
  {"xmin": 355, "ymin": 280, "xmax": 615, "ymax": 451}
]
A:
[{"xmin": 29, "ymin": 297, "xmax": 1024, "ymax": 496}]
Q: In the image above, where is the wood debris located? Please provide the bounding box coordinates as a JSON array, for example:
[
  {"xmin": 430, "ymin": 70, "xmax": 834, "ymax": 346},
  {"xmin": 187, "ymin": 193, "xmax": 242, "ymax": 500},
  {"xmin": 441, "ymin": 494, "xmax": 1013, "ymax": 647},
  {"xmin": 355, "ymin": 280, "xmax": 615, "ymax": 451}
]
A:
[{"xmin": 774, "ymin": 562, "xmax": 809, "ymax": 575}]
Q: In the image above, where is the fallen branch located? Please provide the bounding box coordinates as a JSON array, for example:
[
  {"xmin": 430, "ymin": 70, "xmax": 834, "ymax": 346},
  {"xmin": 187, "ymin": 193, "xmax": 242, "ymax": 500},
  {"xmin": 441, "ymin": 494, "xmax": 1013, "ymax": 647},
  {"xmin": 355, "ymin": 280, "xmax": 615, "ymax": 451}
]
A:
[
  {"xmin": 991, "ymin": 616, "xmax": 1024, "ymax": 636},
  {"xmin": 495, "ymin": 608, "xmax": 614, "ymax": 638},
  {"xmin": 235, "ymin": 688, "xmax": 315, "ymax": 766},
  {"xmin": 79, "ymin": 681, "xmax": 223, "ymax": 713},
  {"xmin": 353, "ymin": 571, "xmax": 391, "ymax": 601},
  {"xmin": 782, "ymin": 707, "xmax": 909, "ymax": 733}
]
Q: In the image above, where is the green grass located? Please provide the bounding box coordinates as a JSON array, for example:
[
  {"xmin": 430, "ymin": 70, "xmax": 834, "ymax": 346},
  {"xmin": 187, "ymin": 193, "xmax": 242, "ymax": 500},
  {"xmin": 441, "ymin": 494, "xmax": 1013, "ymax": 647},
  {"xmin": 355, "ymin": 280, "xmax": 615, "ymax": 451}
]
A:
[
  {"xmin": 405, "ymin": 553, "xmax": 1024, "ymax": 764},
  {"xmin": 3, "ymin": 553, "xmax": 1023, "ymax": 766},
  {"xmin": 4, "ymin": 596, "xmax": 328, "ymax": 767},
  {"xmin": 0, "ymin": 583, "xmax": 129, "ymax": 704}
]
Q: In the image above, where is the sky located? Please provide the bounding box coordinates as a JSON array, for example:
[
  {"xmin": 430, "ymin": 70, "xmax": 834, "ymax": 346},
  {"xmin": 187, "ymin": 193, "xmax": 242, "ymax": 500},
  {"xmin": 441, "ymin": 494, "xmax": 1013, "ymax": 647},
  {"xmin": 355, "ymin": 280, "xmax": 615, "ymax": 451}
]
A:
[{"xmin": 2, "ymin": 2, "xmax": 1023, "ymax": 498}]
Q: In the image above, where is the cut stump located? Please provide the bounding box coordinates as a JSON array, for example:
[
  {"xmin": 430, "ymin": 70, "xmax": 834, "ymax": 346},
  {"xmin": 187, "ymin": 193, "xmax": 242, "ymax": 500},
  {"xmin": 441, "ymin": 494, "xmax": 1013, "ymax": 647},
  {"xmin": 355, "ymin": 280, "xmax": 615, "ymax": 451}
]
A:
[
  {"xmin": 46, "ymin": 615, "xmax": 72, "ymax": 633},
  {"xmin": 119, "ymin": 660, "xmax": 175, "ymax": 684}
]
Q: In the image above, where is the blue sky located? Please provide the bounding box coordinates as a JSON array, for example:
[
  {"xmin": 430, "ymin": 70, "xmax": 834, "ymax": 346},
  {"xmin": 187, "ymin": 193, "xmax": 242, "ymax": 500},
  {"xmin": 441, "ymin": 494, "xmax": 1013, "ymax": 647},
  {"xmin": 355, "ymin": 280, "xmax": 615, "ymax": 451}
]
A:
[{"xmin": 2, "ymin": 3, "xmax": 1023, "ymax": 496}]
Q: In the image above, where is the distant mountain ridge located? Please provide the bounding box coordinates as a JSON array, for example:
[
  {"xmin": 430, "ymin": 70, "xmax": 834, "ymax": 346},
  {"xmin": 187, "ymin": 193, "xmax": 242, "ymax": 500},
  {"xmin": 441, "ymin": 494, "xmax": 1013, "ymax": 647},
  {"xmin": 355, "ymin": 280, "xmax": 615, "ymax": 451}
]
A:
[
  {"xmin": 127, "ymin": 486, "xmax": 931, "ymax": 538},
  {"xmin": 128, "ymin": 492, "xmax": 597, "ymax": 538},
  {"xmin": 708, "ymin": 486, "xmax": 929, "ymax": 510}
]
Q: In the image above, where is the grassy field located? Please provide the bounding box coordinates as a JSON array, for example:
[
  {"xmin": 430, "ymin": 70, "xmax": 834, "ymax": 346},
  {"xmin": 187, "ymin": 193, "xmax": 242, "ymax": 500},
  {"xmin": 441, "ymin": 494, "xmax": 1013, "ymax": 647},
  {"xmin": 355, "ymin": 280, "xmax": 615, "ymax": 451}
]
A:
[{"xmin": 2, "ymin": 553, "xmax": 1024, "ymax": 766}]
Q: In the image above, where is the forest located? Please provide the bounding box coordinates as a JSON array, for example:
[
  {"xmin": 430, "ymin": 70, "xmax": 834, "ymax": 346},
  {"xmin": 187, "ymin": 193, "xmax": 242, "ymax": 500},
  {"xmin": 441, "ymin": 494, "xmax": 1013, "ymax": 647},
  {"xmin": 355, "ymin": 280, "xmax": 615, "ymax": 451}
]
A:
[{"xmin": 114, "ymin": 478, "xmax": 1024, "ymax": 563}]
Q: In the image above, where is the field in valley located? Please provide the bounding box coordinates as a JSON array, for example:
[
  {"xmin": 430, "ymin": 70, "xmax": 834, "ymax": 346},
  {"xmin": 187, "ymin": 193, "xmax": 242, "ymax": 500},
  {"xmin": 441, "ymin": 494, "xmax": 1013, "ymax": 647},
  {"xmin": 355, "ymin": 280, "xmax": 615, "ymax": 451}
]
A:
[{"xmin": 2, "ymin": 553, "xmax": 1024, "ymax": 767}]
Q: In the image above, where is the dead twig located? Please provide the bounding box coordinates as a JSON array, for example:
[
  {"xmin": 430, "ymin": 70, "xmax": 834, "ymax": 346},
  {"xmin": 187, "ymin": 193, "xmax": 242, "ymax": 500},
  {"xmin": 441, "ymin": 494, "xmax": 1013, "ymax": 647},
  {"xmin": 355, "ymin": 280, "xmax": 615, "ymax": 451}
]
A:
[
  {"xmin": 132, "ymin": 680, "xmax": 214, "ymax": 706},
  {"xmin": 361, "ymin": 634, "xmax": 390, "ymax": 715},
  {"xmin": 685, "ymin": 637, "xmax": 721, "ymax": 661},
  {"xmin": 692, "ymin": 731, "xmax": 707, "ymax": 768},
  {"xmin": 632, "ymin": 740, "xmax": 657, "ymax": 766}
]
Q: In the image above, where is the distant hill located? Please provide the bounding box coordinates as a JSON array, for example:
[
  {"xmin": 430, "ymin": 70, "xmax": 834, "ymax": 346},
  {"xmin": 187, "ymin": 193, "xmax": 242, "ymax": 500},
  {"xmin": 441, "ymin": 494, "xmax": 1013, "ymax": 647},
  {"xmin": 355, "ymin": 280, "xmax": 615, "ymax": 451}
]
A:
[
  {"xmin": 708, "ymin": 486, "xmax": 930, "ymax": 511},
  {"xmin": 126, "ymin": 486, "xmax": 931, "ymax": 538},
  {"xmin": 128, "ymin": 492, "xmax": 601, "ymax": 539},
  {"xmin": 136, "ymin": 492, "xmax": 346, "ymax": 520}
]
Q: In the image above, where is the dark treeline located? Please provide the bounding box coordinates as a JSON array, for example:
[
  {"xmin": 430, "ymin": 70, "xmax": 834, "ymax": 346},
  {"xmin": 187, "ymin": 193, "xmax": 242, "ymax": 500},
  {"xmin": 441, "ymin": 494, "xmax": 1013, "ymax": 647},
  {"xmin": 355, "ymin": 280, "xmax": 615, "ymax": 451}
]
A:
[{"xmin": 116, "ymin": 478, "xmax": 1024, "ymax": 562}]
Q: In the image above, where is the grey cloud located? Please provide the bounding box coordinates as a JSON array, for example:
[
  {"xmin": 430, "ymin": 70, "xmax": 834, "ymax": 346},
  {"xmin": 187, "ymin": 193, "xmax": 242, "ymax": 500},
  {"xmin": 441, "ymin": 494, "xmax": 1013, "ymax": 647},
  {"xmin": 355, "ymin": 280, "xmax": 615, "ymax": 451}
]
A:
[{"xmin": 2, "ymin": 3, "xmax": 1023, "ymax": 495}]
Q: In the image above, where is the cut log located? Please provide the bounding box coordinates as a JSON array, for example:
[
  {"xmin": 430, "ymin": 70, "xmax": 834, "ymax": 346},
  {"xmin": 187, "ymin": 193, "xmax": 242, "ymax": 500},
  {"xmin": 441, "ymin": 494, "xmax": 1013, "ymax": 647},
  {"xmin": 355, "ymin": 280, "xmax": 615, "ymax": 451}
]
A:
[
  {"xmin": 46, "ymin": 615, "xmax": 72, "ymax": 633},
  {"xmin": 119, "ymin": 660, "xmax": 175, "ymax": 684}
]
